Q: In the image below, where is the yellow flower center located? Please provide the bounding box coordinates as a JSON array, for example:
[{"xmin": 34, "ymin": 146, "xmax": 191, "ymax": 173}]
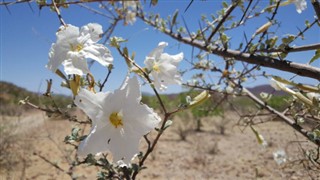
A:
[
  {"xmin": 152, "ymin": 63, "xmax": 160, "ymax": 73},
  {"xmin": 70, "ymin": 44, "xmax": 84, "ymax": 52},
  {"xmin": 109, "ymin": 112, "xmax": 123, "ymax": 128}
]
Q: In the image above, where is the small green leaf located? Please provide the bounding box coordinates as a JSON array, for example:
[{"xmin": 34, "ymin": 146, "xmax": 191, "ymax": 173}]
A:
[
  {"xmin": 222, "ymin": 1, "xmax": 228, "ymax": 8},
  {"xmin": 309, "ymin": 49, "xmax": 320, "ymax": 64},
  {"xmin": 305, "ymin": 20, "xmax": 310, "ymax": 28},
  {"xmin": 164, "ymin": 120, "xmax": 173, "ymax": 130},
  {"xmin": 172, "ymin": 10, "xmax": 179, "ymax": 26},
  {"xmin": 110, "ymin": 36, "xmax": 127, "ymax": 48}
]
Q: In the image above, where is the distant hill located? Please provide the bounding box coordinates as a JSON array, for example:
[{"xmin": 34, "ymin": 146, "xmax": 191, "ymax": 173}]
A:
[
  {"xmin": 0, "ymin": 81, "xmax": 288, "ymax": 116},
  {"xmin": 0, "ymin": 81, "xmax": 72, "ymax": 116},
  {"xmin": 247, "ymin": 84, "xmax": 288, "ymax": 96}
]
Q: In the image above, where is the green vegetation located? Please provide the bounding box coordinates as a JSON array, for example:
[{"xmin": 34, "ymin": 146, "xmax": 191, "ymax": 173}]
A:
[
  {"xmin": 0, "ymin": 81, "xmax": 291, "ymax": 117},
  {"xmin": 0, "ymin": 81, "xmax": 72, "ymax": 116},
  {"xmin": 267, "ymin": 96, "xmax": 291, "ymax": 111}
]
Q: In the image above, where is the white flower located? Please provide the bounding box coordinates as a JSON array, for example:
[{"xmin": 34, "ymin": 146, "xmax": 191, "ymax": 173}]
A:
[
  {"xmin": 270, "ymin": 78, "xmax": 286, "ymax": 91},
  {"xmin": 74, "ymin": 76, "xmax": 160, "ymax": 165},
  {"xmin": 273, "ymin": 149, "xmax": 287, "ymax": 165},
  {"xmin": 306, "ymin": 92, "xmax": 320, "ymax": 101},
  {"xmin": 198, "ymin": 59, "xmax": 213, "ymax": 69},
  {"xmin": 125, "ymin": 10, "xmax": 137, "ymax": 25},
  {"xmin": 291, "ymin": 0, "xmax": 307, "ymax": 14},
  {"xmin": 47, "ymin": 23, "xmax": 113, "ymax": 76},
  {"xmin": 144, "ymin": 42, "xmax": 184, "ymax": 91}
]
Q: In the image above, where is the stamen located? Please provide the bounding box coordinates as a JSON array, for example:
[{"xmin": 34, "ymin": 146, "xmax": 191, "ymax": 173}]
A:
[{"xmin": 109, "ymin": 112, "xmax": 123, "ymax": 128}]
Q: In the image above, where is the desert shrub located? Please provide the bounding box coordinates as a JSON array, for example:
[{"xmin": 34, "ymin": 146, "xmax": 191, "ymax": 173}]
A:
[
  {"xmin": 267, "ymin": 96, "xmax": 291, "ymax": 111},
  {"xmin": 0, "ymin": 123, "xmax": 19, "ymax": 173}
]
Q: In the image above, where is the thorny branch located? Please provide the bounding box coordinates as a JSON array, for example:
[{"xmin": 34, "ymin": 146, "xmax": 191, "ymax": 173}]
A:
[
  {"xmin": 241, "ymin": 87, "xmax": 319, "ymax": 146},
  {"xmin": 206, "ymin": 0, "xmax": 239, "ymax": 44},
  {"xmin": 137, "ymin": 13, "xmax": 320, "ymax": 80}
]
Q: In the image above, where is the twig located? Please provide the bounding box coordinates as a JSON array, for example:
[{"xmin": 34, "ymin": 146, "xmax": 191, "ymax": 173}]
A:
[
  {"xmin": 241, "ymin": 87, "xmax": 319, "ymax": 146},
  {"xmin": 242, "ymin": 0, "xmax": 280, "ymax": 53},
  {"xmin": 52, "ymin": 0, "xmax": 66, "ymax": 26},
  {"xmin": 99, "ymin": 68, "xmax": 112, "ymax": 92},
  {"xmin": 256, "ymin": 43, "xmax": 320, "ymax": 53},
  {"xmin": 77, "ymin": 3, "xmax": 112, "ymax": 19},
  {"xmin": 137, "ymin": 13, "xmax": 320, "ymax": 80},
  {"xmin": 206, "ymin": 1, "xmax": 239, "ymax": 43},
  {"xmin": 33, "ymin": 152, "xmax": 71, "ymax": 176},
  {"xmin": 24, "ymin": 101, "xmax": 90, "ymax": 124},
  {"xmin": 0, "ymin": 0, "xmax": 117, "ymax": 6},
  {"xmin": 237, "ymin": 0, "xmax": 253, "ymax": 26}
]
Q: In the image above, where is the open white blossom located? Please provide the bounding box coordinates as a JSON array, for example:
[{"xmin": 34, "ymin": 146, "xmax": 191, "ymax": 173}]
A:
[
  {"xmin": 291, "ymin": 0, "xmax": 307, "ymax": 13},
  {"xmin": 74, "ymin": 76, "xmax": 160, "ymax": 165},
  {"xmin": 144, "ymin": 42, "xmax": 184, "ymax": 91},
  {"xmin": 47, "ymin": 23, "xmax": 113, "ymax": 76}
]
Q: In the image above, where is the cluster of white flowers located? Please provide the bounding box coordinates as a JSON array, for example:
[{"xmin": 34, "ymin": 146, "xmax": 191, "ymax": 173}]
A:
[
  {"xmin": 47, "ymin": 23, "xmax": 183, "ymax": 165},
  {"xmin": 122, "ymin": 1, "xmax": 139, "ymax": 25},
  {"xmin": 47, "ymin": 23, "xmax": 113, "ymax": 76}
]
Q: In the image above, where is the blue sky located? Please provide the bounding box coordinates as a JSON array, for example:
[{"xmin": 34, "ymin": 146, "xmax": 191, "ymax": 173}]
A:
[{"xmin": 1, "ymin": 1, "xmax": 319, "ymax": 96}]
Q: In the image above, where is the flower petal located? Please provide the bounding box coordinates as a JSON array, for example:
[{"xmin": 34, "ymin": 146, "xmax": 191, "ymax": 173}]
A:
[
  {"xmin": 147, "ymin": 42, "xmax": 168, "ymax": 60},
  {"xmin": 46, "ymin": 43, "xmax": 67, "ymax": 73},
  {"xmin": 120, "ymin": 76, "xmax": 141, "ymax": 101},
  {"xmin": 83, "ymin": 44, "xmax": 113, "ymax": 67},
  {"xmin": 161, "ymin": 52, "xmax": 184, "ymax": 65},
  {"xmin": 107, "ymin": 129, "xmax": 141, "ymax": 164},
  {"xmin": 123, "ymin": 103, "xmax": 160, "ymax": 136},
  {"xmin": 74, "ymin": 89, "xmax": 108, "ymax": 122},
  {"xmin": 62, "ymin": 55, "xmax": 89, "ymax": 75},
  {"xmin": 56, "ymin": 24, "xmax": 80, "ymax": 46},
  {"xmin": 77, "ymin": 125, "xmax": 110, "ymax": 156},
  {"xmin": 80, "ymin": 23, "xmax": 103, "ymax": 43},
  {"xmin": 144, "ymin": 57, "xmax": 155, "ymax": 70}
]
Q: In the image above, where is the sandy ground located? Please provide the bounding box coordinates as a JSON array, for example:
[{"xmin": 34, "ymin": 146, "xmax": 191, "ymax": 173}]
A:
[{"xmin": 0, "ymin": 110, "xmax": 319, "ymax": 180}]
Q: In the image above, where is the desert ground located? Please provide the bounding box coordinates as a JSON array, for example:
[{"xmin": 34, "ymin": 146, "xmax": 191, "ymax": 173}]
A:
[{"xmin": 1, "ymin": 109, "xmax": 319, "ymax": 180}]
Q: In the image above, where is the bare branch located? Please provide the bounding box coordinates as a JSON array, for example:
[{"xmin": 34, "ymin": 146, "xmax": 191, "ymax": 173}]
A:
[
  {"xmin": 241, "ymin": 87, "xmax": 319, "ymax": 146},
  {"xmin": 51, "ymin": 0, "xmax": 66, "ymax": 26},
  {"xmin": 256, "ymin": 43, "xmax": 320, "ymax": 53},
  {"xmin": 207, "ymin": 1, "xmax": 239, "ymax": 43},
  {"xmin": 137, "ymin": 14, "xmax": 320, "ymax": 80}
]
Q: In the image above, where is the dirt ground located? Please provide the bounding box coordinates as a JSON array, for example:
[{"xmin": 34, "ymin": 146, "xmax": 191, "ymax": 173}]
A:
[{"xmin": 1, "ymin": 110, "xmax": 319, "ymax": 180}]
